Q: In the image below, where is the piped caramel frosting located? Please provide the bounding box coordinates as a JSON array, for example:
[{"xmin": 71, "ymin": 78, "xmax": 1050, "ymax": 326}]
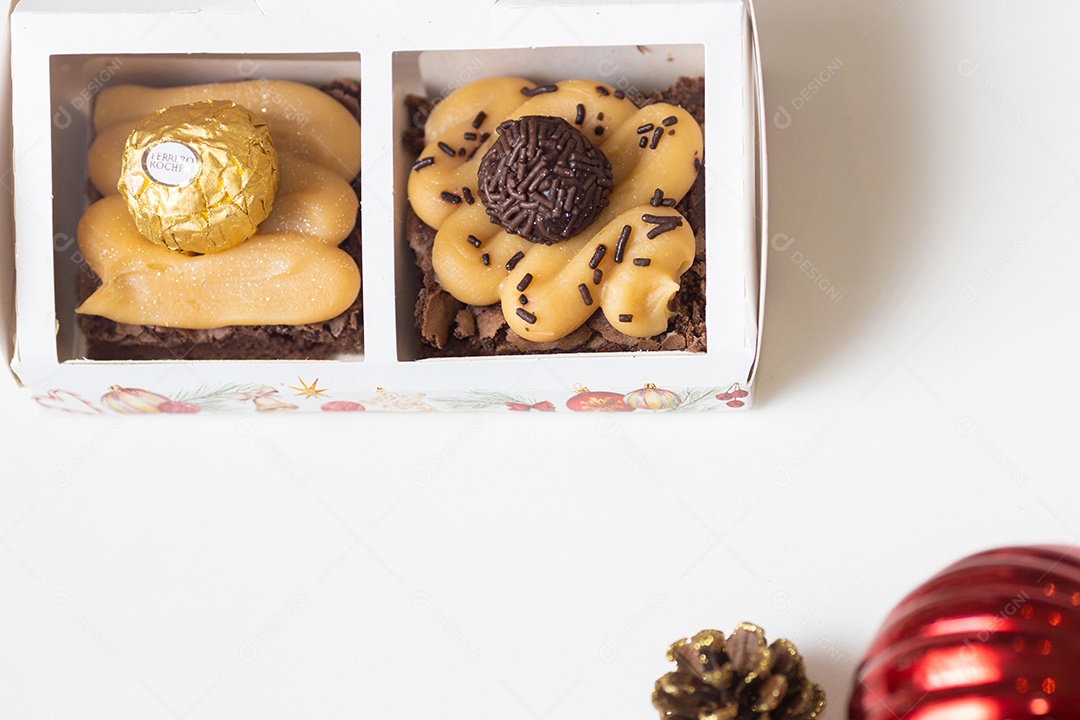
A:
[
  {"xmin": 407, "ymin": 77, "xmax": 702, "ymax": 342},
  {"xmin": 78, "ymin": 80, "xmax": 361, "ymax": 328},
  {"xmin": 76, "ymin": 196, "xmax": 360, "ymax": 328}
]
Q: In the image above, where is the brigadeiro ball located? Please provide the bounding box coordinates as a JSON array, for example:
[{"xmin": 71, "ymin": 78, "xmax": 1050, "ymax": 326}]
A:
[{"xmin": 477, "ymin": 115, "xmax": 613, "ymax": 245}]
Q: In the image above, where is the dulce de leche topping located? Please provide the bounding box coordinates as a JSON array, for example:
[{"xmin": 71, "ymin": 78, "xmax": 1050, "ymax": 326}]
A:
[
  {"xmin": 77, "ymin": 196, "xmax": 359, "ymax": 328},
  {"xmin": 78, "ymin": 80, "xmax": 360, "ymax": 328},
  {"xmin": 407, "ymin": 77, "xmax": 702, "ymax": 342},
  {"xmin": 119, "ymin": 100, "xmax": 279, "ymax": 254}
]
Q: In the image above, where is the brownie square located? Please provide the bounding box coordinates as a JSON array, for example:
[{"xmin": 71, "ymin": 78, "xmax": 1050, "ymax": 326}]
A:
[
  {"xmin": 77, "ymin": 79, "xmax": 364, "ymax": 361},
  {"xmin": 405, "ymin": 76, "xmax": 707, "ymax": 358}
]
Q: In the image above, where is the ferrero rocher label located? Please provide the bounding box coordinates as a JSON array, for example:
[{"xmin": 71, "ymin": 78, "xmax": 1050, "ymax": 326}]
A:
[
  {"xmin": 118, "ymin": 100, "xmax": 279, "ymax": 254},
  {"xmin": 142, "ymin": 141, "xmax": 201, "ymax": 187}
]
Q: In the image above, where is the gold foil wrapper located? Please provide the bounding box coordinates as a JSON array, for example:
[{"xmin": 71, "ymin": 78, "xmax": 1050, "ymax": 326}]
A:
[{"xmin": 118, "ymin": 100, "xmax": 279, "ymax": 254}]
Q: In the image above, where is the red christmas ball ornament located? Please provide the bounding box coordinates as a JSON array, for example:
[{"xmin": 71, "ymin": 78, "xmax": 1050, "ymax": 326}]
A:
[
  {"xmin": 158, "ymin": 400, "xmax": 201, "ymax": 414},
  {"xmin": 716, "ymin": 383, "xmax": 749, "ymax": 404},
  {"xmin": 565, "ymin": 386, "xmax": 634, "ymax": 412},
  {"xmin": 850, "ymin": 545, "xmax": 1080, "ymax": 720},
  {"xmin": 321, "ymin": 400, "xmax": 365, "ymax": 412}
]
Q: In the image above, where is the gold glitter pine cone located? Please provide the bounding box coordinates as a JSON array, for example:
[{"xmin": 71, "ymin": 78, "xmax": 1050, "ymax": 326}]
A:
[{"xmin": 653, "ymin": 624, "xmax": 826, "ymax": 720}]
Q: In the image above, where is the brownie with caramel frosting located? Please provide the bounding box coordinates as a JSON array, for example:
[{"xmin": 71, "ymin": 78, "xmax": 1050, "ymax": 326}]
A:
[
  {"xmin": 77, "ymin": 79, "xmax": 363, "ymax": 361},
  {"xmin": 405, "ymin": 76, "xmax": 706, "ymax": 357}
]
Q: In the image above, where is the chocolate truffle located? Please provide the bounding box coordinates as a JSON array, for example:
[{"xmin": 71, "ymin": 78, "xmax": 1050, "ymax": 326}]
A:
[{"xmin": 477, "ymin": 115, "xmax": 613, "ymax": 245}]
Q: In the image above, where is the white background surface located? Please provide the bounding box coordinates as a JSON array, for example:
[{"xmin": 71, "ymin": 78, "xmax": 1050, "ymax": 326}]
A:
[{"xmin": 3, "ymin": 1, "xmax": 1080, "ymax": 718}]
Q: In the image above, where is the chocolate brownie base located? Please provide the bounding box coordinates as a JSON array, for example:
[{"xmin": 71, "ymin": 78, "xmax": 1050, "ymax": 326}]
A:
[
  {"xmin": 405, "ymin": 77, "xmax": 707, "ymax": 358},
  {"xmin": 77, "ymin": 79, "xmax": 364, "ymax": 361}
]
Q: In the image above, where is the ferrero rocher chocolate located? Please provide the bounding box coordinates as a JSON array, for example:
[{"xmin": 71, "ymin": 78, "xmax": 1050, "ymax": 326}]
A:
[{"xmin": 118, "ymin": 99, "xmax": 279, "ymax": 254}]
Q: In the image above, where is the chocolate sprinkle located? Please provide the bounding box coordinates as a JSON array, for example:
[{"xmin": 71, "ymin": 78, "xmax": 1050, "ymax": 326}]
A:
[
  {"xmin": 650, "ymin": 189, "xmax": 678, "ymax": 208},
  {"xmin": 462, "ymin": 187, "xmax": 475, "ymax": 205},
  {"xmin": 662, "ymin": 115, "xmax": 679, "ymax": 127},
  {"xmin": 441, "ymin": 191, "xmax": 462, "ymax": 204},
  {"xmin": 594, "ymin": 126, "xmax": 605, "ymax": 136},
  {"xmin": 472, "ymin": 111, "xmax": 486, "ymax": 129},
  {"xmin": 650, "ymin": 127, "xmax": 664, "ymax": 150},
  {"xmin": 519, "ymin": 295, "xmax": 528, "ymax": 305},
  {"xmin": 614, "ymin": 89, "xmax": 626, "ymax": 99},
  {"xmin": 588, "ymin": 244, "xmax": 607, "ymax": 270},
  {"xmin": 479, "ymin": 132, "xmax": 491, "ymax": 143},
  {"xmin": 506, "ymin": 251, "xmax": 525, "ymax": 272},
  {"xmin": 438, "ymin": 141, "xmax": 457, "ymax": 158},
  {"xmin": 639, "ymin": 137, "xmax": 648, "ymax": 148},
  {"xmin": 521, "ymin": 84, "xmax": 558, "ymax": 96},
  {"xmin": 516, "ymin": 307, "xmax": 537, "ymax": 324},
  {"xmin": 637, "ymin": 123, "xmax": 654, "ymax": 134},
  {"xmin": 614, "ymin": 225, "xmax": 631, "ymax": 263},
  {"xmin": 668, "ymin": 129, "xmax": 675, "ymax": 136},
  {"xmin": 465, "ymin": 146, "xmax": 480, "ymax": 161},
  {"xmin": 593, "ymin": 268, "xmax": 603, "ymax": 285},
  {"xmin": 467, "ymin": 235, "xmax": 482, "ymax": 248},
  {"xmin": 477, "ymin": 116, "xmax": 614, "ymax": 245},
  {"xmin": 633, "ymin": 258, "xmax": 652, "ymax": 267},
  {"xmin": 596, "ymin": 85, "xmax": 610, "ymax": 96},
  {"xmin": 597, "ymin": 112, "xmax": 604, "ymax": 121},
  {"xmin": 578, "ymin": 283, "xmax": 594, "ymax": 306},
  {"xmin": 575, "ymin": 103, "xmax": 585, "ymax": 125},
  {"xmin": 481, "ymin": 253, "xmax": 490, "ymax": 266},
  {"xmin": 642, "ymin": 213, "xmax": 684, "ymax": 239},
  {"xmin": 694, "ymin": 157, "xmax": 703, "ymax": 172},
  {"xmin": 516, "ymin": 273, "xmax": 533, "ymax": 292},
  {"xmin": 464, "ymin": 132, "xmax": 477, "ymax": 141},
  {"xmin": 618, "ymin": 314, "xmax": 633, "ymax": 323},
  {"xmin": 412, "ymin": 156, "xmax": 435, "ymax": 171}
]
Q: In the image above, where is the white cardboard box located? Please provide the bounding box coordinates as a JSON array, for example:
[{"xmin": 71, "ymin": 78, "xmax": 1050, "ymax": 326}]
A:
[{"xmin": 5, "ymin": 0, "xmax": 766, "ymax": 414}]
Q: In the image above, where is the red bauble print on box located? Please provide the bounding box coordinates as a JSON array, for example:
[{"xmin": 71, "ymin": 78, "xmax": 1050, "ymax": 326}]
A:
[{"xmin": 565, "ymin": 386, "xmax": 634, "ymax": 412}]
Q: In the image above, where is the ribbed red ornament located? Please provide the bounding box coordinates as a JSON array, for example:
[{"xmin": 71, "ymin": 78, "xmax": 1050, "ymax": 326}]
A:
[
  {"xmin": 850, "ymin": 545, "xmax": 1080, "ymax": 720},
  {"xmin": 565, "ymin": 387, "xmax": 634, "ymax": 412}
]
